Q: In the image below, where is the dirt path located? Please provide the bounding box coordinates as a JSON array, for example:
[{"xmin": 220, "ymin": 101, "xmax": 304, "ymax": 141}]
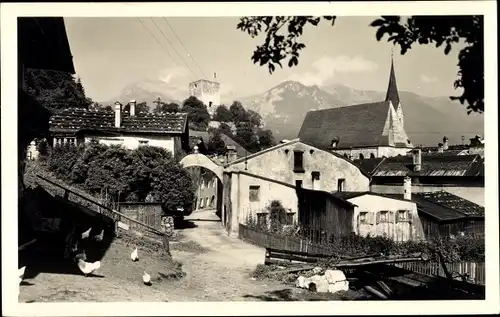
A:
[{"xmin": 19, "ymin": 209, "xmax": 295, "ymax": 302}]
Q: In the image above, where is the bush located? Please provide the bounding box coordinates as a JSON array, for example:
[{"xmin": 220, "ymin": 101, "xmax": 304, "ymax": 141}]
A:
[{"xmin": 42, "ymin": 142, "xmax": 195, "ymax": 213}]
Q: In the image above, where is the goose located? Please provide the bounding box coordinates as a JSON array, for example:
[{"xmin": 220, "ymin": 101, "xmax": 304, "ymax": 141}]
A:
[
  {"xmin": 19, "ymin": 266, "xmax": 26, "ymax": 284},
  {"xmin": 93, "ymin": 229, "xmax": 104, "ymax": 242},
  {"xmin": 143, "ymin": 271, "xmax": 151, "ymax": 285},
  {"xmin": 130, "ymin": 247, "xmax": 139, "ymax": 262},
  {"xmin": 81, "ymin": 227, "xmax": 92, "ymax": 239},
  {"xmin": 77, "ymin": 259, "xmax": 100, "ymax": 277}
]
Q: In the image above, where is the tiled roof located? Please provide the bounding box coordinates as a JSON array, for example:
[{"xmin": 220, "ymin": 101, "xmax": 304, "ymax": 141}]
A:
[
  {"xmin": 298, "ymin": 101, "xmax": 392, "ymax": 149},
  {"xmin": 49, "ymin": 108, "xmax": 188, "ymax": 135},
  {"xmin": 372, "ymin": 154, "xmax": 483, "ymax": 177},
  {"xmin": 415, "ymin": 191, "xmax": 484, "ymax": 217},
  {"xmin": 353, "ymin": 157, "xmax": 387, "ymax": 175},
  {"xmin": 384, "ymin": 191, "xmax": 484, "ymax": 221}
]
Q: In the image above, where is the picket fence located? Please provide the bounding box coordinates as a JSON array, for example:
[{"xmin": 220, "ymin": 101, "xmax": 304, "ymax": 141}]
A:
[
  {"xmin": 239, "ymin": 224, "xmax": 486, "ymax": 285},
  {"xmin": 393, "ymin": 261, "xmax": 485, "ymax": 285}
]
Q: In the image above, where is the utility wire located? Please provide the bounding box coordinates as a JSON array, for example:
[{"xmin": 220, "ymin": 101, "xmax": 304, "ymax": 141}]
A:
[
  {"xmin": 162, "ymin": 17, "xmax": 209, "ymax": 80},
  {"xmin": 136, "ymin": 17, "xmax": 194, "ymax": 82},
  {"xmin": 148, "ymin": 17, "xmax": 200, "ymax": 81}
]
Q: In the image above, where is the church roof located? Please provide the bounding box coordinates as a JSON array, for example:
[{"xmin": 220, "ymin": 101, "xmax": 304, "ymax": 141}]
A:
[
  {"xmin": 385, "ymin": 57, "xmax": 400, "ymax": 107},
  {"xmin": 298, "ymin": 101, "xmax": 392, "ymax": 149}
]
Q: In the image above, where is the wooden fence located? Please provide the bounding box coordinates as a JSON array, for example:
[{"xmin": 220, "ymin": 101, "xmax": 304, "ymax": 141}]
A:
[
  {"xmin": 239, "ymin": 224, "xmax": 486, "ymax": 285},
  {"xmin": 392, "ymin": 261, "xmax": 485, "ymax": 285},
  {"xmin": 36, "ymin": 175, "xmax": 165, "ymax": 240},
  {"xmin": 239, "ymin": 224, "xmax": 342, "ymax": 256}
]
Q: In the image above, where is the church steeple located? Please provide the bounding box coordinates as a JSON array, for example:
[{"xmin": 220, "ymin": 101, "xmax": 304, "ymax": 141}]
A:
[{"xmin": 385, "ymin": 54, "xmax": 400, "ymax": 107}]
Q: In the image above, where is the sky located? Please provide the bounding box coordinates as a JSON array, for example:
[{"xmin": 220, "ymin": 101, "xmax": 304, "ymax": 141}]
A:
[{"xmin": 64, "ymin": 16, "xmax": 465, "ymax": 104}]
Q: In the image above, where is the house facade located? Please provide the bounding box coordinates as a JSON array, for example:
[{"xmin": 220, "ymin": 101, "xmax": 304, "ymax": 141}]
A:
[
  {"xmin": 48, "ymin": 101, "xmax": 190, "ymax": 158},
  {"xmin": 222, "ymin": 139, "xmax": 371, "ymax": 237},
  {"xmin": 298, "ymin": 58, "xmax": 414, "ymax": 159},
  {"xmin": 332, "ymin": 191, "xmax": 425, "ymax": 242}
]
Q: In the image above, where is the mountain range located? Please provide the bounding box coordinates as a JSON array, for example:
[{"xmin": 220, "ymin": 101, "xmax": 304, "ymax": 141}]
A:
[{"xmin": 102, "ymin": 80, "xmax": 484, "ymax": 147}]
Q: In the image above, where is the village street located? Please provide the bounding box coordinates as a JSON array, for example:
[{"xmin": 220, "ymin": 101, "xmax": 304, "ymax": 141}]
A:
[{"xmin": 19, "ymin": 209, "xmax": 302, "ymax": 302}]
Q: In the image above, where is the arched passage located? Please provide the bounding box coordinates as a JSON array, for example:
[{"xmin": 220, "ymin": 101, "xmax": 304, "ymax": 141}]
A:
[{"xmin": 179, "ymin": 153, "xmax": 225, "ymax": 221}]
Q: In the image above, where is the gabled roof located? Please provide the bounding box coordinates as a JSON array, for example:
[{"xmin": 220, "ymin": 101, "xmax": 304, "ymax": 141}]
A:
[
  {"xmin": 385, "ymin": 57, "xmax": 400, "ymax": 107},
  {"xmin": 49, "ymin": 108, "xmax": 188, "ymax": 135},
  {"xmin": 371, "ymin": 154, "xmax": 483, "ymax": 177},
  {"xmin": 384, "ymin": 191, "xmax": 484, "ymax": 221},
  {"xmin": 298, "ymin": 101, "xmax": 392, "ymax": 149},
  {"xmin": 332, "ymin": 191, "xmax": 414, "ymax": 203},
  {"xmin": 225, "ymin": 138, "xmax": 372, "ymax": 179}
]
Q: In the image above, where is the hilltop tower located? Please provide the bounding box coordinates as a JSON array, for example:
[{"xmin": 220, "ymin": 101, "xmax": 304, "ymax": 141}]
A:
[{"xmin": 188, "ymin": 73, "xmax": 221, "ymax": 118}]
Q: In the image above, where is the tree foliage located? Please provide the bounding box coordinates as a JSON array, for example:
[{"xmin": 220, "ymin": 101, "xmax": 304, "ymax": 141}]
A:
[
  {"xmin": 212, "ymin": 105, "xmax": 232, "ymax": 122},
  {"xmin": 155, "ymin": 102, "xmax": 180, "ymax": 113},
  {"xmin": 206, "ymin": 130, "xmax": 227, "ymax": 156},
  {"xmin": 229, "ymin": 101, "xmax": 250, "ymax": 124},
  {"xmin": 46, "ymin": 142, "xmax": 195, "ymax": 213},
  {"xmin": 23, "ymin": 69, "xmax": 93, "ymax": 113},
  {"xmin": 236, "ymin": 15, "xmax": 484, "ymax": 114},
  {"xmin": 181, "ymin": 96, "xmax": 211, "ymax": 131},
  {"xmin": 123, "ymin": 101, "xmax": 149, "ymax": 114}
]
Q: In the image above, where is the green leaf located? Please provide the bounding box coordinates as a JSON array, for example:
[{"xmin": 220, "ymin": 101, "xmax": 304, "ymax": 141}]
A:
[{"xmin": 370, "ymin": 19, "xmax": 386, "ymax": 27}]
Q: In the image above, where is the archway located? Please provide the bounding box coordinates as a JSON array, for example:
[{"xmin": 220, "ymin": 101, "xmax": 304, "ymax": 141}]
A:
[{"xmin": 179, "ymin": 153, "xmax": 225, "ymax": 221}]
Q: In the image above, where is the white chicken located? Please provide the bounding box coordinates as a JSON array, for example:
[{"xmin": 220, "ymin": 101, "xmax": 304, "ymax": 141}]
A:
[
  {"xmin": 130, "ymin": 247, "xmax": 139, "ymax": 262},
  {"xmin": 93, "ymin": 229, "xmax": 104, "ymax": 242},
  {"xmin": 19, "ymin": 266, "xmax": 26, "ymax": 285},
  {"xmin": 77, "ymin": 259, "xmax": 100, "ymax": 277},
  {"xmin": 81, "ymin": 227, "xmax": 92, "ymax": 239},
  {"xmin": 143, "ymin": 271, "xmax": 151, "ymax": 285}
]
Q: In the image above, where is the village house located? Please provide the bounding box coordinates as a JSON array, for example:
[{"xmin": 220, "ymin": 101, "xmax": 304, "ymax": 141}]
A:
[
  {"xmin": 221, "ymin": 138, "xmax": 371, "ymax": 237},
  {"xmin": 384, "ymin": 189, "xmax": 484, "ymax": 239},
  {"xmin": 331, "ymin": 190, "xmax": 425, "ymax": 242},
  {"xmin": 357, "ymin": 149, "xmax": 485, "ymax": 206},
  {"xmin": 298, "ymin": 59, "xmax": 414, "ymax": 159},
  {"xmin": 48, "ymin": 100, "xmax": 190, "ymax": 158}
]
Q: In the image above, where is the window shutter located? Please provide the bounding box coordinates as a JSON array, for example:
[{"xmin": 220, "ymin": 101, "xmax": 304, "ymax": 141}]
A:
[
  {"xmin": 389, "ymin": 211, "xmax": 394, "ymax": 223},
  {"xmin": 408, "ymin": 211, "xmax": 413, "ymax": 223},
  {"xmin": 375, "ymin": 212, "xmax": 380, "ymax": 225}
]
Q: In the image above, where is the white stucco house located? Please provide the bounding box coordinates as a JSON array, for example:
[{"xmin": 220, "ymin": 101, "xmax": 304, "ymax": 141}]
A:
[{"xmin": 48, "ymin": 101, "xmax": 190, "ymax": 157}]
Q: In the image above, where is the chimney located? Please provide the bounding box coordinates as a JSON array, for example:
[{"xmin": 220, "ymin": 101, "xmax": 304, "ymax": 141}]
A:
[
  {"xmin": 403, "ymin": 176, "xmax": 412, "ymax": 200},
  {"xmin": 412, "ymin": 149, "xmax": 422, "ymax": 172},
  {"xmin": 129, "ymin": 100, "xmax": 136, "ymax": 116},
  {"xmin": 114, "ymin": 102, "xmax": 122, "ymax": 128},
  {"xmin": 226, "ymin": 145, "xmax": 237, "ymax": 163},
  {"xmin": 330, "ymin": 137, "xmax": 339, "ymax": 148},
  {"xmin": 443, "ymin": 136, "xmax": 449, "ymax": 150},
  {"xmin": 437, "ymin": 142, "xmax": 444, "ymax": 153}
]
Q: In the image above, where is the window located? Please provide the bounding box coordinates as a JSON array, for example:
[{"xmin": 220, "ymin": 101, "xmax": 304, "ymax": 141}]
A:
[
  {"xmin": 293, "ymin": 151, "xmax": 304, "ymax": 173},
  {"xmin": 249, "ymin": 185, "xmax": 260, "ymax": 202},
  {"xmin": 376, "ymin": 210, "xmax": 390, "ymax": 224},
  {"xmin": 359, "ymin": 212, "xmax": 369, "ymax": 224},
  {"xmin": 295, "ymin": 180, "xmax": 303, "ymax": 188},
  {"xmin": 139, "ymin": 140, "xmax": 149, "ymax": 146},
  {"xmin": 209, "ymin": 101, "xmax": 213, "ymax": 108},
  {"xmin": 337, "ymin": 178, "xmax": 345, "ymax": 192},
  {"xmin": 257, "ymin": 213, "xmax": 267, "ymax": 226},
  {"xmin": 397, "ymin": 210, "xmax": 411, "ymax": 222},
  {"xmin": 359, "ymin": 153, "xmax": 364, "ymax": 160},
  {"xmin": 199, "ymin": 198, "xmax": 204, "ymax": 208},
  {"xmin": 205, "ymin": 197, "xmax": 209, "ymax": 207},
  {"xmin": 311, "ymin": 171, "xmax": 320, "ymax": 180},
  {"xmin": 370, "ymin": 153, "xmax": 376, "ymax": 159},
  {"xmin": 67, "ymin": 137, "xmax": 76, "ymax": 146}
]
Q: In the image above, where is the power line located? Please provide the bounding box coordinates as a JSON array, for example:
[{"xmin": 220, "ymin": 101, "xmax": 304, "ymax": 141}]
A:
[
  {"xmin": 162, "ymin": 17, "xmax": 209, "ymax": 80},
  {"xmin": 148, "ymin": 17, "xmax": 200, "ymax": 81},
  {"xmin": 135, "ymin": 17, "xmax": 194, "ymax": 82}
]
